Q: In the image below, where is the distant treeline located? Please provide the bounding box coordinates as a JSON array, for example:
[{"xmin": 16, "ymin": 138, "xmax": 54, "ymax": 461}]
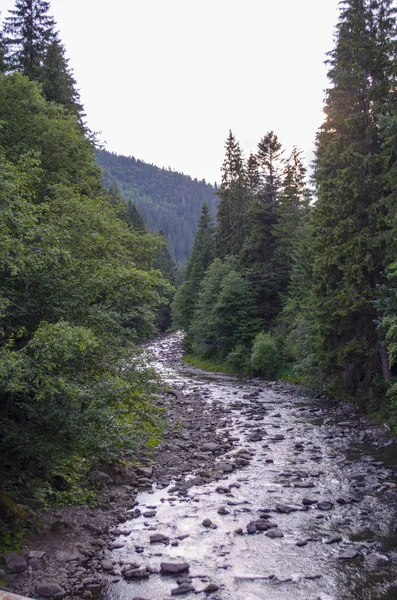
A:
[{"xmin": 96, "ymin": 150, "xmax": 219, "ymax": 265}]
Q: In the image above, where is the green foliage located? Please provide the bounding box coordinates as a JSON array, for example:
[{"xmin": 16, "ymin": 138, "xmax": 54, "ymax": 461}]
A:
[
  {"xmin": 172, "ymin": 203, "xmax": 214, "ymax": 336},
  {"xmin": 0, "ymin": 73, "xmax": 167, "ymax": 492},
  {"xmin": 182, "ymin": 354, "xmax": 239, "ymax": 374},
  {"xmin": 251, "ymin": 332, "xmax": 282, "ymax": 380},
  {"xmin": 97, "ymin": 150, "xmax": 218, "ymax": 265},
  {"xmin": 311, "ymin": 0, "xmax": 397, "ymax": 396},
  {"xmin": 226, "ymin": 345, "xmax": 252, "ymax": 373}
]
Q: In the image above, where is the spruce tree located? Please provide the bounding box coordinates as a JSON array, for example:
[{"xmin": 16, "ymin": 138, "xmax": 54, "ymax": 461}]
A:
[
  {"xmin": 0, "ymin": 28, "xmax": 7, "ymax": 73},
  {"xmin": 215, "ymin": 130, "xmax": 247, "ymax": 258},
  {"xmin": 4, "ymin": 0, "xmax": 56, "ymax": 78},
  {"xmin": 172, "ymin": 202, "xmax": 214, "ymax": 334},
  {"xmin": 40, "ymin": 37, "xmax": 82, "ymax": 113},
  {"xmin": 274, "ymin": 147, "xmax": 309, "ymax": 297},
  {"xmin": 312, "ymin": 0, "xmax": 397, "ymax": 394},
  {"xmin": 241, "ymin": 131, "xmax": 284, "ymax": 326}
]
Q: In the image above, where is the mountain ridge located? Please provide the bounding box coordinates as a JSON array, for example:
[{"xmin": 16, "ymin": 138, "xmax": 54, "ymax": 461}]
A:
[{"xmin": 96, "ymin": 149, "xmax": 219, "ymax": 265}]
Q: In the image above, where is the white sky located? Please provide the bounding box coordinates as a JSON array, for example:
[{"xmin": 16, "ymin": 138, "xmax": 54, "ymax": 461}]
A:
[{"xmin": 0, "ymin": 0, "xmax": 340, "ymax": 183}]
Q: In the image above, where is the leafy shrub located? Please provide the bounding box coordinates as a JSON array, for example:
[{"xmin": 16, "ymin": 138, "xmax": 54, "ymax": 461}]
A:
[
  {"xmin": 226, "ymin": 345, "xmax": 252, "ymax": 373},
  {"xmin": 251, "ymin": 332, "xmax": 282, "ymax": 379}
]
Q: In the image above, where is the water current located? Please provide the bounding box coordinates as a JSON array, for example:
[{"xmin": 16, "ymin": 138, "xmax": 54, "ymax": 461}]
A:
[{"xmin": 104, "ymin": 334, "xmax": 397, "ymax": 600}]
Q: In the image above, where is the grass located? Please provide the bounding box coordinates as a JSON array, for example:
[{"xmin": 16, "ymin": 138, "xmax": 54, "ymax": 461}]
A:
[{"xmin": 182, "ymin": 354, "xmax": 240, "ymax": 374}]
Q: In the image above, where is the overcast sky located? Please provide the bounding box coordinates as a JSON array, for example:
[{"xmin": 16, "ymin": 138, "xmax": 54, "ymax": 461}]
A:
[{"xmin": 0, "ymin": 0, "xmax": 340, "ymax": 183}]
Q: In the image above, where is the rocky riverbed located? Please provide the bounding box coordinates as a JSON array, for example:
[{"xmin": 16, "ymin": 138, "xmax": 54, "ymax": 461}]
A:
[{"xmin": 4, "ymin": 332, "xmax": 397, "ymax": 600}]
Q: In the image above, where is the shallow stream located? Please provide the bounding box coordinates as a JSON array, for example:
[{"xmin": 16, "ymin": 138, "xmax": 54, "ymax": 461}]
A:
[{"xmin": 103, "ymin": 334, "xmax": 397, "ymax": 600}]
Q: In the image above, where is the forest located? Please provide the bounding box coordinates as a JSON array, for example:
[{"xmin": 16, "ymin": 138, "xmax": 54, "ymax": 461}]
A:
[
  {"xmin": 1, "ymin": 0, "xmax": 397, "ymax": 543},
  {"xmin": 97, "ymin": 150, "xmax": 218, "ymax": 266},
  {"xmin": 173, "ymin": 0, "xmax": 397, "ymax": 428}
]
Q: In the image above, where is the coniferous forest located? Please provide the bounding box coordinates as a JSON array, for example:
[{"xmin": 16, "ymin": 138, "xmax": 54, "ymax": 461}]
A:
[
  {"xmin": 1, "ymin": 0, "xmax": 397, "ymax": 549},
  {"xmin": 173, "ymin": 0, "xmax": 397, "ymax": 427},
  {"xmin": 96, "ymin": 150, "xmax": 219, "ymax": 266}
]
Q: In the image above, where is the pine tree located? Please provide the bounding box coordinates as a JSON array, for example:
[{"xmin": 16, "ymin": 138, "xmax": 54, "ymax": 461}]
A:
[
  {"xmin": 312, "ymin": 0, "xmax": 397, "ymax": 395},
  {"xmin": 0, "ymin": 27, "xmax": 8, "ymax": 73},
  {"xmin": 241, "ymin": 131, "xmax": 284, "ymax": 326},
  {"xmin": 172, "ymin": 202, "xmax": 214, "ymax": 333},
  {"xmin": 127, "ymin": 200, "xmax": 146, "ymax": 232},
  {"xmin": 274, "ymin": 147, "xmax": 309, "ymax": 296},
  {"xmin": 4, "ymin": 0, "xmax": 56, "ymax": 78},
  {"xmin": 40, "ymin": 37, "xmax": 82, "ymax": 113},
  {"xmin": 215, "ymin": 130, "xmax": 247, "ymax": 258},
  {"xmin": 154, "ymin": 230, "xmax": 177, "ymax": 332}
]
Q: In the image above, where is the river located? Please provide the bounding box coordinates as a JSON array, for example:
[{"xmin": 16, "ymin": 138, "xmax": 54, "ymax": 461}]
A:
[{"xmin": 103, "ymin": 333, "xmax": 397, "ymax": 600}]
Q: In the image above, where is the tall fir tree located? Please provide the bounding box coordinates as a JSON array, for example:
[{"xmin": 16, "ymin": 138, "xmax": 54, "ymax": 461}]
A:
[
  {"xmin": 4, "ymin": 0, "xmax": 56, "ymax": 78},
  {"xmin": 274, "ymin": 147, "xmax": 309, "ymax": 297},
  {"xmin": 40, "ymin": 36, "xmax": 82, "ymax": 114},
  {"xmin": 215, "ymin": 130, "xmax": 247, "ymax": 258},
  {"xmin": 312, "ymin": 0, "xmax": 397, "ymax": 395},
  {"xmin": 172, "ymin": 202, "xmax": 214, "ymax": 335},
  {"xmin": 241, "ymin": 131, "xmax": 284, "ymax": 326}
]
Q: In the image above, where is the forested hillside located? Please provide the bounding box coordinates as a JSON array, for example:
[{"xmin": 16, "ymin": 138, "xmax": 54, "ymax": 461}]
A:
[
  {"xmin": 174, "ymin": 0, "xmax": 397, "ymax": 428},
  {"xmin": 97, "ymin": 150, "xmax": 219, "ymax": 265},
  {"xmin": 0, "ymin": 0, "xmax": 176, "ymax": 505}
]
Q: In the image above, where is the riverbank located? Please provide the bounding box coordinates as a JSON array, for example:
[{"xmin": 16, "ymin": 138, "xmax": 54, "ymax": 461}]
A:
[{"xmin": 3, "ymin": 333, "xmax": 397, "ymax": 600}]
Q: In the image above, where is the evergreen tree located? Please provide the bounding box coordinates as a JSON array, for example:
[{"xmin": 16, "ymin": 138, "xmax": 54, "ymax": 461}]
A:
[
  {"xmin": 241, "ymin": 131, "xmax": 284, "ymax": 326},
  {"xmin": 312, "ymin": 0, "xmax": 397, "ymax": 395},
  {"xmin": 127, "ymin": 199, "xmax": 146, "ymax": 232},
  {"xmin": 215, "ymin": 130, "xmax": 247, "ymax": 257},
  {"xmin": 154, "ymin": 230, "xmax": 177, "ymax": 332},
  {"xmin": 0, "ymin": 28, "xmax": 7, "ymax": 73},
  {"xmin": 172, "ymin": 202, "xmax": 214, "ymax": 333},
  {"xmin": 4, "ymin": 0, "xmax": 56, "ymax": 78},
  {"xmin": 274, "ymin": 147, "xmax": 309, "ymax": 297},
  {"xmin": 40, "ymin": 36, "xmax": 82, "ymax": 113}
]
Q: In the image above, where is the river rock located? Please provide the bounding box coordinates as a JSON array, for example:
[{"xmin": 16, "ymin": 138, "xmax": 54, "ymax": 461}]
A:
[
  {"xmin": 55, "ymin": 550, "xmax": 81, "ymax": 562},
  {"xmin": 161, "ymin": 562, "xmax": 190, "ymax": 574},
  {"xmin": 171, "ymin": 582, "xmax": 196, "ymax": 595},
  {"xmin": 202, "ymin": 442, "xmax": 219, "ymax": 452},
  {"xmin": 266, "ymin": 529, "xmax": 284, "ymax": 539},
  {"xmin": 137, "ymin": 466, "xmax": 153, "ymax": 477},
  {"xmin": 317, "ymin": 501, "xmax": 334, "ymax": 511},
  {"xmin": 101, "ymin": 560, "xmax": 114, "ymax": 570},
  {"xmin": 276, "ymin": 503, "xmax": 300, "ymax": 514},
  {"xmin": 51, "ymin": 520, "xmax": 73, "ymax": 534},
  {"xmin": 4, "ymin": 552, "xmax": 27, "ymax": 573},
  {"xmin": 302, "ymin": 497, "xmax": 318, "ymax": 506},
  {"xmin": 150, "ymin": 533, "xmax": 169, "ymax": 543},
  {"xmin": 36, "ymin": 582, "xmax": 66, "ymax": 597},
  {"xmin": 203, "ymin": 583, "xmax": 219, "ymax": 593},
  {"xmin": 325, "ymin": 536, "xmax": 343, "ymax": 544},
  {"xmin": 124, "ymin": 568, "xmax": 150, "ymax": 578},
  {"xmin": 338, "ymin": 549, "xmax": 360, "ymax": 560},
  {"xmin": 88, "ymin": 470, "xmax": 112, "ymax": 484},
  {"xmin": 218, "ymin": 506, "xmax": 230, "ymax": 515}
]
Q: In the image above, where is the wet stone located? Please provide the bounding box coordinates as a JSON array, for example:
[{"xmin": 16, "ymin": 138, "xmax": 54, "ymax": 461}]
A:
[
  {"xmin": 317, "ymin": 501, "xmax": 334, "ymax": 511},
  {"xmin": 4, "ymin": 552, "xmax": 28, "ymax": 573},
  {"xmin": 161, "ymin": 562, "xmax": 190, "ymax": 574},
  {"xmin": 150, "ymin": 533, "xmax": 169, "ymax": 543},
  {"xmin": 338, "ymin": 549, "xmax": 360, "ymax": 560},
  {"xmin": 36, "ymin": 582, "xmax": 66, "ymax": 597},
  {"xmin": 266, "ymin": 529, "xmax": 284, "ymax": 539},
  {"xmin": 123, "ymin": 568, "xmax": 150, "ymax": 578},
  {"xmin": 325, "ymin": 536, "xmax": 343, "ymax": 544},
  {"xmin": 171, "ymin": 582, "xmax": 196, "ymax": 595}
]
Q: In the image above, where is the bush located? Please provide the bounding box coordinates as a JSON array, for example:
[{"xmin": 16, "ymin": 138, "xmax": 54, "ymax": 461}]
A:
[
  {"xmin": 226, "ymin": 345, "xmax": 252, "ymax": 373},
  {"xmin": 251, "ymin": 332, "xmax": 282, "ymax": 379}
]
